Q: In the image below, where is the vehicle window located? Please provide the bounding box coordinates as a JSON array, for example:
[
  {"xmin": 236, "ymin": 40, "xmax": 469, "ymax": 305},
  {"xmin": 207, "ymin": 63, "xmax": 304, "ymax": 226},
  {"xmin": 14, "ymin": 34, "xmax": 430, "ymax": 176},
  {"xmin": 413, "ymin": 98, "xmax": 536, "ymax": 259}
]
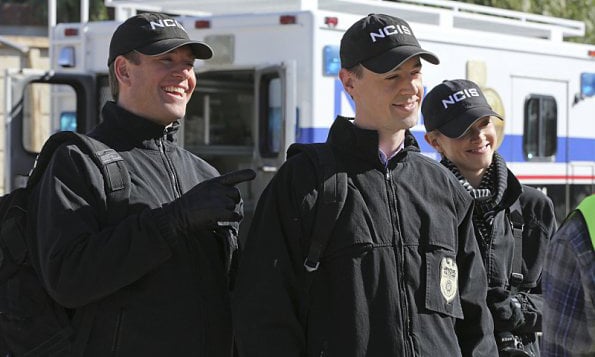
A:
[
  {"xmin": 523, "ymin": 94, "xmax": 557, "ymax": 161},
  {"xmin": 259, "ymin": 75, "xmax": 282, "ymax": 158},
  {"xmin": 23, "ymin": 83, "xmax": 76, "ymax": 152}
]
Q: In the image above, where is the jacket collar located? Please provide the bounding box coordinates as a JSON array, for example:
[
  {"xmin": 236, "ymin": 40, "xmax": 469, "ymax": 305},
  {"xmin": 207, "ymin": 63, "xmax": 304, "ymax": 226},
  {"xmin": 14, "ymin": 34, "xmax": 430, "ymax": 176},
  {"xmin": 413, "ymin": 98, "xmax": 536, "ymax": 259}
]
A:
[
  {"xmin": 327, "ymin": 116, "xmax": 420, "ymax": 164},
  {"xmin": 92, "ymin": 101, "xmax": 179, "ymax": 149}
]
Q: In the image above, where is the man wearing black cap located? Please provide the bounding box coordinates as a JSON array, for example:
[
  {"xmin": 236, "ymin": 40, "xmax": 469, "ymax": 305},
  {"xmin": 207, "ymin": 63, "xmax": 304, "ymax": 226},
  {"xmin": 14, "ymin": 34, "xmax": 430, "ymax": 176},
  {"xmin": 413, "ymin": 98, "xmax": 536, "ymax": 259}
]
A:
[
  {"xmin": 423, "ymin": 79, "xmax": 556, "ymax": 357},
  {"xmin": 27, "ymin": 12, "xmax": 254, "ymax": 356},
  {"xmin": 233, "ymin": 14, "xmax": 497, "ymax": 356}
]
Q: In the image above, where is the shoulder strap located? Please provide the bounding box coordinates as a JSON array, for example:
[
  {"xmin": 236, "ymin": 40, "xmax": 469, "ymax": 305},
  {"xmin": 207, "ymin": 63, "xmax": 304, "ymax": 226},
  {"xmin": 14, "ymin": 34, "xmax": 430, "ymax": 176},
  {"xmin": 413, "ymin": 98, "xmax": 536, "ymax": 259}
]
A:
[
  {"xmin": 28, "ymin": 131, "xmax": 130, "ymax": 224},
  {"xmin": 576, "ymin": 194, "xmax": 595, "ymax": 250},
  {"xmin": 1, "ymin": 132, "xmax": 131, "ymax": 273},
  {"xmin": 26, "ymin": 131, "xmax": 131, "ymax": 356},
  {"xmin": 287, "ymin": 143, "xmax": 348, "ymax": 273},
  {"xmin": 508, "ymin": 198, "xmax": 524, "ymax": 290}
]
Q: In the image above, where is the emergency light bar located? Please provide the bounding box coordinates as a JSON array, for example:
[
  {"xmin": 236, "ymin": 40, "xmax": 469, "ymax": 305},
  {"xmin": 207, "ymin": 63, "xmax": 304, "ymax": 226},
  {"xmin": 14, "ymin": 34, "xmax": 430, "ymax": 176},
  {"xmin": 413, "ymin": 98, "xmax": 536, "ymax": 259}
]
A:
[
  {"xmin": 195, "ymin": 20, "xmax": 210, "ymax": 29},
  {"xmin": 325, "ymin": 16, "xmax": 338, "ymax": 28},
  {"xmin": 280, "ymin": 15, "xmax": 297, "ymax": 25},
  {"xmin": 64, "ymin": 28, "xmax": 78, "ymax": 36}
]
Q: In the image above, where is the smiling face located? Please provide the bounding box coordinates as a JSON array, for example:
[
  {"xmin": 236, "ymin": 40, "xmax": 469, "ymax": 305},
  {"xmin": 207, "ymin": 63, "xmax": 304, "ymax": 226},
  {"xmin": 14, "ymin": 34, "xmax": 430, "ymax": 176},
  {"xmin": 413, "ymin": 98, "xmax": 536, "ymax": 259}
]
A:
[
  {"xmin": 114, "ymin": 45, "xmax": 196, "ymax": 126},
  {"xmin": 340, "ymin": 56, "xmax": 424, "ymax": 134},
  {"xmin": 425, "ymin": 116, "xmax": 498, "ymax": 184}
]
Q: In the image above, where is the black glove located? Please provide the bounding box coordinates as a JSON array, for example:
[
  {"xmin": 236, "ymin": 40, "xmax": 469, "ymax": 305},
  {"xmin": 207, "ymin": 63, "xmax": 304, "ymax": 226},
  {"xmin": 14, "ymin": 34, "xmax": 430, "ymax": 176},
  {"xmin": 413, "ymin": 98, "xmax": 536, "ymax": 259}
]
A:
[
  {"xmin": 513, "ymin": 292, "xmax": 542, "ymax": 334},
  {"xmin": 163, "ymin": 169, "xmax": 256, "ymax": 235},
  {"xmin": 487, "ymin": 287, "xmax": 525, "ymax": 332}
]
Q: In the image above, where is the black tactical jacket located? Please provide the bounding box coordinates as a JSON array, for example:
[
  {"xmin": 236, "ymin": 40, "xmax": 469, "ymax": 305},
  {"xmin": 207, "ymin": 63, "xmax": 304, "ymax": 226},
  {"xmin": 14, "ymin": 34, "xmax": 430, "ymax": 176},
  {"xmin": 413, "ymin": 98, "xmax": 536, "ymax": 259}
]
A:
[
  {"xmin": 233, "ymin": 116, "xmax": 498, "ymax": 357},
  {"xmin": 28, "ymin": 102, "xmax": 236, "ymax": 356},
  {"xmin": 476, "ymin": 164, "xmax": 556, "ymax": 355}
]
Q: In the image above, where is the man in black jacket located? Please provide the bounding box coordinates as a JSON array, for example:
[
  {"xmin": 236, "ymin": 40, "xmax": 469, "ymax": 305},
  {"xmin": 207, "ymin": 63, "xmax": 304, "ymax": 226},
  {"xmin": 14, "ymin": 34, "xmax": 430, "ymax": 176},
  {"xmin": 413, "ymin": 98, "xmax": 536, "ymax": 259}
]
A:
[
  {"xmin": 232, "ymin": 14, "xmax": 498, "ymax": 356},
  {"xmin": 28, "ymin": 12, "xmax": 254, "ymax": 355}
]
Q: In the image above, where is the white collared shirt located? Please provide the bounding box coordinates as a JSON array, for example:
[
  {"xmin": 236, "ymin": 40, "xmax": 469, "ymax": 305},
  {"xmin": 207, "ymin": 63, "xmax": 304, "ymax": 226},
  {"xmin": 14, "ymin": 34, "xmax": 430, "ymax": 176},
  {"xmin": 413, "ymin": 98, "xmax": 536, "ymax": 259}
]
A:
[{"xmin": 378, "ymin": 141, "xmax": 405, "ymax": 168}]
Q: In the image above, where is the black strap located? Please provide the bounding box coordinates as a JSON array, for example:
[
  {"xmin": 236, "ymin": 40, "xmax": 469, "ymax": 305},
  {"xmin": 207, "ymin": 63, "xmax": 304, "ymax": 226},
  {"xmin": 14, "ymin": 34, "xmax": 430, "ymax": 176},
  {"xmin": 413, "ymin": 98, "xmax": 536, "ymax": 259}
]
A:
[
  {"xmin": 69, "ymin": 135, "xmax": 131, "ymax": 356},
  {"xmin": 286, "ymin": 143, "xmax": 348, "ymax": 330},
  {"xmin": 28, "ymin": 131, "xmax": 131, "ymax": 355},
  {"xmin": 74, "ymin": 134, "xmax": 131, "ymax": 225},
  {"xmin": 303, "ymin": 147, "xmax": 347, "ymax": 272},
  {"xmin": 287, "ymin": 143, "xmax": 348, "ymax": 272},
  {"xmin": 29, "ymin": 131, "xmax": 130, "ymax": 223},
  {"xmin": 2, "ymin": 132, "xmax": 130, "ymax": 271},
  {"xmin": 508, "ymin": 199, "xmax": 524, "ymax": 292}
]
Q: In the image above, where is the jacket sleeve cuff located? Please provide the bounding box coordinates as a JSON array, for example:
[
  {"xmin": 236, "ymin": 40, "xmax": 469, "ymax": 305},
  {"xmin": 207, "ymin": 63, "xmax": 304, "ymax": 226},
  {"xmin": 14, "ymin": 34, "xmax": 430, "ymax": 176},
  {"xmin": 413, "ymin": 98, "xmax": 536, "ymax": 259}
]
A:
[{"xmin": 145, "ymin": 207, "xmax": 179, "ymax": 247}]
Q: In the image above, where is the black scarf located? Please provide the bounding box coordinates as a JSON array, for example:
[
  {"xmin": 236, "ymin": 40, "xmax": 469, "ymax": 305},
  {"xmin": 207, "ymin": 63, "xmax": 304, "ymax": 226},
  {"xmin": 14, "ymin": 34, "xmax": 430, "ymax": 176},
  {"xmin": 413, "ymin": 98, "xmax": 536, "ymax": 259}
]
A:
[{"xmin": 441, "ymin": 152, "xmax": 508, "ymax": 243}]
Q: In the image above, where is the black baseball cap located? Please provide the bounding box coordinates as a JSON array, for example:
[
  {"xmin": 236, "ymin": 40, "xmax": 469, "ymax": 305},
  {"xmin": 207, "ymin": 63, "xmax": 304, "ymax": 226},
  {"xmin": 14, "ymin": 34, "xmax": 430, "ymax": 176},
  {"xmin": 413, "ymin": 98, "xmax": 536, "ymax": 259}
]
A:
[
  {"xmin": 108, "ymin": 12, "xmax": 213, "ymax": 66},
  {"xmin": 340, "ymin": 13, "xmax": 439, "ymax": 73},
  {"xmin": 422, "ymin": 79, "xmax": 503, "ymax": 138}
]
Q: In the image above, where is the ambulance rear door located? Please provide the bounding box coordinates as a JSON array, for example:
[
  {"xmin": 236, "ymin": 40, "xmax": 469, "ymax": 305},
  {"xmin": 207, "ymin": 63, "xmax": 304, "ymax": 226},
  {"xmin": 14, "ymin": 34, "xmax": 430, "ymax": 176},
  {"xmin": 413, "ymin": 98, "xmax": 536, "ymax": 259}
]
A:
[{"xmin": 4, "ymin": 69, "xmax": 97, "ymax": 192}]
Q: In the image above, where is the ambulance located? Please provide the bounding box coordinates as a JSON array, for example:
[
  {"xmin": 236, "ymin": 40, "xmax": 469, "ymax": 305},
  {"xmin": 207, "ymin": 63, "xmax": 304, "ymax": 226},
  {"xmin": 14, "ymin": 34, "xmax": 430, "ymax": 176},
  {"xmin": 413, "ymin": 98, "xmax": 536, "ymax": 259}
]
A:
[{"xmin": 5, "ymin": 0, "xmax": 595, "ymax": 227}]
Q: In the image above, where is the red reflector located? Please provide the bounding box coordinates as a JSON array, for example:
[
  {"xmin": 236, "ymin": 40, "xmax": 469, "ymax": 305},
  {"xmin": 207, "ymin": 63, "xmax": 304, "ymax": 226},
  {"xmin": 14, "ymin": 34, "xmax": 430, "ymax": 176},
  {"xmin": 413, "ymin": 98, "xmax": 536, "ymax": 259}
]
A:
[
  {"xmin": 280, "ymin": 15, "xmax": 296, "ymax": 25},
  {"xmin": 325, "ymin": 17, "xmax": 338, "ymax": 28},
  {"xmin": 588, "ymin": 50, "xmax": 595, "ymax": 57},
  {"xmin": 64, "ymin": 28, "xmax": 79, "ymax": 36},
  {"xmin": 195, "ymin": 20, "xmax": 210, "ymax": 29}
]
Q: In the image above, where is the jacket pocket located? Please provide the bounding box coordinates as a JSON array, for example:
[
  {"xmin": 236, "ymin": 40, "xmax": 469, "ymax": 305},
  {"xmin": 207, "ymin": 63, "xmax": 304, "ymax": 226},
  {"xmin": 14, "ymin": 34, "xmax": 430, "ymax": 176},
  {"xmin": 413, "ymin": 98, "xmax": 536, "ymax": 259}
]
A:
[{"xmin": 424, "ymin": 248, "xmax": 464, "ymax": 319}]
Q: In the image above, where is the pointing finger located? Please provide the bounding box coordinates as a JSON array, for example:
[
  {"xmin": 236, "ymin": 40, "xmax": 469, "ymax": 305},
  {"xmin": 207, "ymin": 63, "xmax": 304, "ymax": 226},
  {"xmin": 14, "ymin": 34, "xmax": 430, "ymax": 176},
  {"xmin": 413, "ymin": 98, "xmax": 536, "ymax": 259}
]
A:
[{"xmin": 214, "ymin": 169, "xmax": 256, "ymax": 186}]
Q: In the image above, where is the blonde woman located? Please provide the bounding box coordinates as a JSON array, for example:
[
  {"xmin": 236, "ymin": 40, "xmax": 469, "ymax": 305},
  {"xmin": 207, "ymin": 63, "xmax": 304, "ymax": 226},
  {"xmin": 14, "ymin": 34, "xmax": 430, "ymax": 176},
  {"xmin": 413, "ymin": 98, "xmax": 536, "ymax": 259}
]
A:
[{"xmin": 422, "ymin": 79, "xmax": 557, "ymax": 357}]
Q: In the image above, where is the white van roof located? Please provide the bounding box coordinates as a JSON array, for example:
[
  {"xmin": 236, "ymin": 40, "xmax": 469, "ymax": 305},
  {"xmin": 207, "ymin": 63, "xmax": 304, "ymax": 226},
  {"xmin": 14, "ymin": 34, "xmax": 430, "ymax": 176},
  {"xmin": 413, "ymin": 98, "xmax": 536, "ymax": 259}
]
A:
[{"xmin": 103, "ymin": 0, "xmax": 584, "ymax": 41}]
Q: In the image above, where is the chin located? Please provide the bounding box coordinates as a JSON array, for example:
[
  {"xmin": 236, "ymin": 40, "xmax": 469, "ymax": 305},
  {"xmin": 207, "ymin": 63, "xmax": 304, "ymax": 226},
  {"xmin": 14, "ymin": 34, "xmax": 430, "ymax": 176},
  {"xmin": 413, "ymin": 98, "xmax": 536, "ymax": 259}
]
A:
[
  {"xmin": 164, "ymin": 107, "xmax": 186, "ymax": 121},
  {"xmin": 397, "ymin": 115, "xmax": 418, "ymax": 130},
  {"xmin": 480, "ymin": 157, "xmax": 493, "ymax": 169}
]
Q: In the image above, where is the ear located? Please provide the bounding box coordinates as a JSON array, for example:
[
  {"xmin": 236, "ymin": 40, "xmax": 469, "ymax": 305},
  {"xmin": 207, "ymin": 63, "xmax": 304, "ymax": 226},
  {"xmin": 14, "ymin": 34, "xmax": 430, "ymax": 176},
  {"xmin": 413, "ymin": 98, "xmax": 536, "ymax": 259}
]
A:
[
  {"xmin": 339, "ymin": 68, "xmax": 355, "ymax": 96},
  {"xmin": 424, "ymin": 132, "xmax": 442, "ymax": 153},
  {"xmin": 114, "ymin": 56, "xmax": 132, "ymax": 86}
]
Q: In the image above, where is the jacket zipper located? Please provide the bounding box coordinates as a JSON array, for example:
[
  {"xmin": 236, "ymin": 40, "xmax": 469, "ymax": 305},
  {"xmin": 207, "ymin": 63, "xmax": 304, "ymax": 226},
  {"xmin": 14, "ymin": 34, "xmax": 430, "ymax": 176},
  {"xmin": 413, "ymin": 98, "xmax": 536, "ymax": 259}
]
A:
[
  {"xmin": 385, "ymin": 167, "xmax": 413, "ymax": 355},
  {"xmin": 157, "ymin": 137, "xmax": 182, "ymax": 198},
  {"xmin": 111, "ymin": 308, "xmax": 124, "ymax": 354}
]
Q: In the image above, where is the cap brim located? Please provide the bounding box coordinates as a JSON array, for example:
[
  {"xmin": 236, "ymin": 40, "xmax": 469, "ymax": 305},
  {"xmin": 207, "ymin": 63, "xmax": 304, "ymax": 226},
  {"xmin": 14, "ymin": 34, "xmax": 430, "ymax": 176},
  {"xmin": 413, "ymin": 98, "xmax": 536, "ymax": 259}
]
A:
[
  {"xmin": 137, "ymin": 39, "xmax": 213, "ymax": 60},
  {"xmin": 438, "ymin": 106, "xmax": 503, "ymax": 139},
  {"xmin": 362, "ymin": 45, "xmax": 439, "ymax": 74}
]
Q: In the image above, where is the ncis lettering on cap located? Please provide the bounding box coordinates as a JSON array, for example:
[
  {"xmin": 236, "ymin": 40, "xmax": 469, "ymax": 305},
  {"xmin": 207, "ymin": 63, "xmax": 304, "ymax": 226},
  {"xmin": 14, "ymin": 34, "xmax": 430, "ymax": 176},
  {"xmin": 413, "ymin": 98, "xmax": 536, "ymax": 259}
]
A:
[
  {"xmin": 369, "ymin": 22, "xmax": 413, "ymax": 43},
  {"xmin": 441, "ymin": 87, "xmax": 481, "ymax": 109},
  {"xmin": 108, "ymin": 12, "xmax": 213, "ymax": 66},
  {"xmin": 421, "ymin": 79, "xmax": 503, "ymax": 139},
  {"xmin": 340, "ymin": 13, "xmax": 439, "ymax": 74},
  {"xmin": 147, "ymin": 17, "xmax": 187, "ymax": 32}
]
